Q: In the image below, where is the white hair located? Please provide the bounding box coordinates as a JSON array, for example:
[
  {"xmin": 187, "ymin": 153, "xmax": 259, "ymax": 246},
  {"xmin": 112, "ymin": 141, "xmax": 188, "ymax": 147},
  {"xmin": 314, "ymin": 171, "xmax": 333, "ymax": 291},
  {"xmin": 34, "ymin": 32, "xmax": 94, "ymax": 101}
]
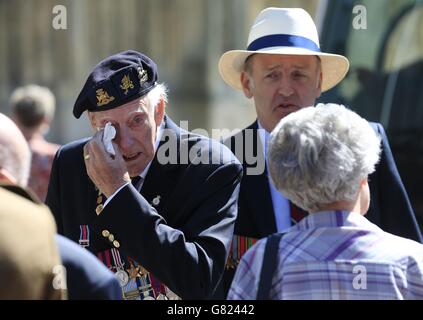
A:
[
  {"xmin": 268, "ymin": 103, "xmax": 381, "ymax": 213},
  {"xmin": 146, "ymin": 83, "xmax": 168, "ymax": 112},
  {"xmin": 0, "ymin": 113, "xmax": 31, "ymax": 186}
]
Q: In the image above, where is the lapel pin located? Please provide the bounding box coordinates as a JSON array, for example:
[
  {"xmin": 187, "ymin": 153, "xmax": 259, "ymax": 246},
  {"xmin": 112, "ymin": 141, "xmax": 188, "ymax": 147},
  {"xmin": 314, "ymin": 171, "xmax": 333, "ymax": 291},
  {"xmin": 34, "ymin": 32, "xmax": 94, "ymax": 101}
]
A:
[{"xmin": 152, "ymin": 195, "xmax": 161, "ymax": 206}]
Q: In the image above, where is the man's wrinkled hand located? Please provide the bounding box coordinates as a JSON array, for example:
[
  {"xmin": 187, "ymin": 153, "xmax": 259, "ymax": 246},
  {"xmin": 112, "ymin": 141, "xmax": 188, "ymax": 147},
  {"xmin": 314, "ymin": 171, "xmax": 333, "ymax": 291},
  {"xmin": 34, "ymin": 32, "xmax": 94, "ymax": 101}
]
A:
[{"xmin": 83, "ymin": 130, "xmax": 130, "ymax": 197}]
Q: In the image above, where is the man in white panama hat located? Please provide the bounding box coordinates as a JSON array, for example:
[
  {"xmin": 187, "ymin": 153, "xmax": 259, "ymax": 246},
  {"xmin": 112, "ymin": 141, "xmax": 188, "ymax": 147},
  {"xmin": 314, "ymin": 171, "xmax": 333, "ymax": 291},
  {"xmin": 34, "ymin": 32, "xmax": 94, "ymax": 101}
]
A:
[{"xmin": 217, "ymin": 7, "xmax": 422, "ymax": 298}]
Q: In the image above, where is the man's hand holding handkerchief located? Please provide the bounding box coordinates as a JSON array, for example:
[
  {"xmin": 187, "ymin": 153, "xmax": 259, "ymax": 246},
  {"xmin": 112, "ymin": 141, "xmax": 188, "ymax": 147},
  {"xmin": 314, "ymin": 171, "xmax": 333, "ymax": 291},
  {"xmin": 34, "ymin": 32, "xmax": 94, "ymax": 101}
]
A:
[{"xmin": 83, "ymin": 122, "xmax": 131, "ymax": 198}]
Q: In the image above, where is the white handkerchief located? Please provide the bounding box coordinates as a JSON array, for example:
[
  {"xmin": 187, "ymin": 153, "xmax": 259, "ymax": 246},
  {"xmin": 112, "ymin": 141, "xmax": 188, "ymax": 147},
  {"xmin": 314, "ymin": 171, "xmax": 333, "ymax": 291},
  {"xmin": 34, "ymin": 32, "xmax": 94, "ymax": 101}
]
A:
[{"xmin": 103, "ymin": 122, "xmax": 116, "ymax": 156}]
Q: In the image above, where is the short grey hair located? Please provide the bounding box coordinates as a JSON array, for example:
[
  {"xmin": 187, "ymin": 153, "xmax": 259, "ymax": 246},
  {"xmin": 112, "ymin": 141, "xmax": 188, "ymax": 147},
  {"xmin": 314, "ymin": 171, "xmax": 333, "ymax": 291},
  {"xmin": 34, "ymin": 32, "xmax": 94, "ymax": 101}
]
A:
[
  {"xmin": 146, "ymin": 83, "xmax": 168, "ymax": 112},
  {"xmin": 0, "ymin": 113, "xmax": 31, "ymax": 186},
  {"xmin": 10, "ymin": 85, "xmax": 56, "ymax": 128},
  {"xmin": 243, "ymin": 54, "xmax": 255, "ymax": 75},
  {"xmin": 268, "ymin": 103, "xmax": 381, "ymax": 213}
]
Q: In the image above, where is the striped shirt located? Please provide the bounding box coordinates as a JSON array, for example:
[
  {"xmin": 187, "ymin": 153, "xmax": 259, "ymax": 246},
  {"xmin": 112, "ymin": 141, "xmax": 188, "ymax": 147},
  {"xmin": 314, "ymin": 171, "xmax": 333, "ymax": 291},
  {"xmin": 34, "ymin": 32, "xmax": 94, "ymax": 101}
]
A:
[{"xmin": 227, "ymin": 210, "xmax": 423, "ymax": 300}]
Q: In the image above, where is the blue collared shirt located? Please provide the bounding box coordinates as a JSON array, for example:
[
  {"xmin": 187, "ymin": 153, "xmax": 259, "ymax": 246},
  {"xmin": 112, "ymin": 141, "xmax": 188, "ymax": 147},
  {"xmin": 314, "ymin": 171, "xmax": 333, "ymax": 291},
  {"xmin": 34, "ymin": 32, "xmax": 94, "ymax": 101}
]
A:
[
  {"xmin": 228, "ymin": 210, "xmax": 423, "ymax": 300},
  {"xmin": 258, "ymin": 121, "xmax": 292, "ymax": 232}
]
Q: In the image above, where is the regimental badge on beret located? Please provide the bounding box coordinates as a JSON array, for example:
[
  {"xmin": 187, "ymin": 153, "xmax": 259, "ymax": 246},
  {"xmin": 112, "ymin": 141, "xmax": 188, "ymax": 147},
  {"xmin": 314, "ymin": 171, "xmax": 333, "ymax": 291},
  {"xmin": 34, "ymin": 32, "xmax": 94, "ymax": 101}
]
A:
[
  {"xmin": 138, "ymin": 66, "xmax": 148, "ymax": 85},
  {"xmin": 96, "ymin": 88, "xmax": 115, "ymax": 107},
  {"xmin": 120, "ymin": 74, "xmax": 134, "ymax": 95}
]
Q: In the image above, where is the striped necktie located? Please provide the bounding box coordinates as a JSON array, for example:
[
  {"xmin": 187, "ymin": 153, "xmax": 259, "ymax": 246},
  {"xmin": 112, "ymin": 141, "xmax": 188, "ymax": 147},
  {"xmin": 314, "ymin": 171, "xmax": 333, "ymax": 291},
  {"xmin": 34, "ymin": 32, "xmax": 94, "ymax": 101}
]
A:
[
  {"xmin": 131, "ymin": 176, "xmax": 143, "ymax": 192},
  {"xmin": 290, "ymin": 201, "xmax": 308, "ymax": 224}
]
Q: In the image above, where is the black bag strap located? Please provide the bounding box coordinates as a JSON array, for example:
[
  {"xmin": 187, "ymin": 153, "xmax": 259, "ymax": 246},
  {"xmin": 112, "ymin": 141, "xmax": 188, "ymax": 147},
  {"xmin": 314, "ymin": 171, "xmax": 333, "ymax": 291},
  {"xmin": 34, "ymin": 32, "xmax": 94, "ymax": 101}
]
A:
[{"xmin": 256, "ymin": 232, "xmax": 285, "ymax": 300}]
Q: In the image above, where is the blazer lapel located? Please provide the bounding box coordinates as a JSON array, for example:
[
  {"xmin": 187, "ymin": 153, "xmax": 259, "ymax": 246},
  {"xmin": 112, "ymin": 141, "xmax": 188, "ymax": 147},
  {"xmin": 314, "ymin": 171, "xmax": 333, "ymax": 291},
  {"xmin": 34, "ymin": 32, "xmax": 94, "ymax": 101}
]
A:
[
  {"xmin": 243, "ymin": 121, "xmax": 277, "ymax": 237},
  {"xmin": 243, "ymin": 167, "xmax": 277, "ymax": 236},
  {"xmin": 140, "ymin": 116, "xmax": 182, "ymax": 222}
]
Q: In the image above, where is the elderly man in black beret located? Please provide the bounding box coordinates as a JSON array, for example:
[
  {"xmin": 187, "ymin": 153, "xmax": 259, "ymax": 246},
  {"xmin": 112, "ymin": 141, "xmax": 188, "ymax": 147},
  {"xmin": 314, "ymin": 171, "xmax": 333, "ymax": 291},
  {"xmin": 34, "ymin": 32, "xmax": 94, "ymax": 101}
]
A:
[{"xmin": 46, "ymin": 50, "xmax": 242, "ymax": 300}]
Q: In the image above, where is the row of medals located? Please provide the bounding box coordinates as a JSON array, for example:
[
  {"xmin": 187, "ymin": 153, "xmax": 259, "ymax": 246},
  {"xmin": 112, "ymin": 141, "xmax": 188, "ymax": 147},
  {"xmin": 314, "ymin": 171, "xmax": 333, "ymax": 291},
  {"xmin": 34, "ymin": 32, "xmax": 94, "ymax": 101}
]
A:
[{"xmin": 95, "ymin": 188, "xmax": 179, "ymax": 300}]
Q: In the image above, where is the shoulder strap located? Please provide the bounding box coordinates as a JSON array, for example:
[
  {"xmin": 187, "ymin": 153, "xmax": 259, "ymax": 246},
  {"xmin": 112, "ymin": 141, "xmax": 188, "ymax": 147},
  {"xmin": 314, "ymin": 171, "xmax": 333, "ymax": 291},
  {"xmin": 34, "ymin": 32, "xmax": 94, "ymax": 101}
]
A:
[{"xmin": 256, "ymin": 232, "xmax": 285, "ymax": 300}]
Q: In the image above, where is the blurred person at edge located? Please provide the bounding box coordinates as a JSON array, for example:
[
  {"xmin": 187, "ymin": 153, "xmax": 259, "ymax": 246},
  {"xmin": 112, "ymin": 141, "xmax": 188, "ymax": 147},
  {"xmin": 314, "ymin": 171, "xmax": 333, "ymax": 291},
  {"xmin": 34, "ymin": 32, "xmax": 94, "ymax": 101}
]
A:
[
  {"xmin": 0, "ymin": 112, "xmax": 122, "ymax": 300},
  {"xmin": 0, "ymin": 112, "xmax": 63, "ymax": 299},
  {"xmin": 10, "ymin": 84, "xmax": 60, "ymax": 201}
]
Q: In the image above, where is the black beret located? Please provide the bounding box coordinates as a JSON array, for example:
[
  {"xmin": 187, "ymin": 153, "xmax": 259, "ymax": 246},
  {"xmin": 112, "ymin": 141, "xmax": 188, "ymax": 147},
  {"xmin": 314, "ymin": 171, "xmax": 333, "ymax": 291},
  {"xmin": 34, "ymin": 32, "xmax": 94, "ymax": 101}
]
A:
[{"xmin": 73, "ymin": 50, "xmax": 158, "ymax": 118}]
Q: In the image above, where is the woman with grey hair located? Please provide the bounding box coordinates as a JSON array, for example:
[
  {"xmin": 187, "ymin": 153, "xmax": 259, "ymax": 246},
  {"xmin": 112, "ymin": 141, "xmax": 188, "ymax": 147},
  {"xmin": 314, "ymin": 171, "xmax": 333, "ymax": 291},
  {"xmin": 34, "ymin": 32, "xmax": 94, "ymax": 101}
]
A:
[
  {"xmin": 228, "ymin": 103, "xmax": 423, "ymax": 300},
  {"xmin": 268, "ymin": 103, "xmax": 380, "ymax": 214}
]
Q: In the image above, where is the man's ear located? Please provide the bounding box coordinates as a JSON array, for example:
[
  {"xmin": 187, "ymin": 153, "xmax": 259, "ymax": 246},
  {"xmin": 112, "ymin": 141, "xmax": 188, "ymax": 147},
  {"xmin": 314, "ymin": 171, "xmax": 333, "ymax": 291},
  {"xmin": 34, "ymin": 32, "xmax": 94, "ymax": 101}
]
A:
[
  {"xmin": 240, "ymin": 72, "xmax": 254, "ymax": 98},
  {"xmin": 154, "ymin": 97, "xmax": 166, "ymax": 126}
]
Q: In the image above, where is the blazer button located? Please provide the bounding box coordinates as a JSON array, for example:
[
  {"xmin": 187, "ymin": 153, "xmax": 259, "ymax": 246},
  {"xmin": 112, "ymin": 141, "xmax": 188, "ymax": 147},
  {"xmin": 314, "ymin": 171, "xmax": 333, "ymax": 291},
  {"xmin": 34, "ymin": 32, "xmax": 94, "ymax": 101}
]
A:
[
  {"xmin": 102, "ymin": 230, "xmax": 110, "ymax": 237},
  {"xmin": 113, "ymin": 240, "xmax": 120, "ymax": 248},
  {"xmin": 108, "ymin": 234, "xmax": 114, "ymax": 242}
]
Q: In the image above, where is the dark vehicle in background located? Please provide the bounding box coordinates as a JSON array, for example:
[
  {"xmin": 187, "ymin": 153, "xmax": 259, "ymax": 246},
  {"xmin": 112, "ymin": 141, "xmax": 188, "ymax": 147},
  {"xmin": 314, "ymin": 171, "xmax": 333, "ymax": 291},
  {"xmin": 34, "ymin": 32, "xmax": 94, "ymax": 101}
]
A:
[{"xmin": 318, "ymin": 0, "xmax": 423, "ymax": 230}]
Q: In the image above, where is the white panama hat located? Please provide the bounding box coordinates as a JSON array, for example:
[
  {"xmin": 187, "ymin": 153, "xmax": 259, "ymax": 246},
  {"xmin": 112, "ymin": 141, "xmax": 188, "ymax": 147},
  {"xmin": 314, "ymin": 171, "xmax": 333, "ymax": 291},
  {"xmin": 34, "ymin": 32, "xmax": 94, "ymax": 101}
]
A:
[{"xmin": 218, "ymin": 7, "xmax": 350, "ymax": 92}]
